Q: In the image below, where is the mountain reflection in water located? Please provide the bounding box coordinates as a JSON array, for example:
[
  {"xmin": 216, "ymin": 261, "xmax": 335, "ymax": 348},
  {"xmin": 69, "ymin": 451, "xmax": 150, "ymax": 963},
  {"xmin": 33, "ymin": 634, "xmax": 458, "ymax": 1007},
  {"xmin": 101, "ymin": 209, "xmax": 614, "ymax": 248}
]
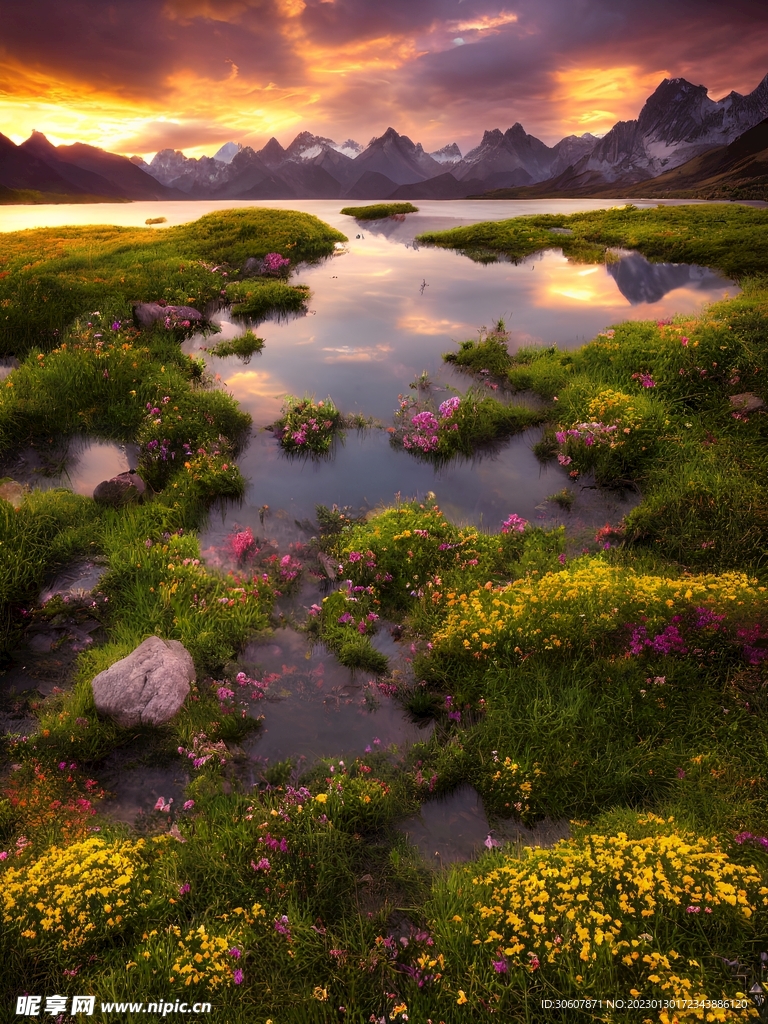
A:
[{"xmin": 606, "ymin": 251, "xmax": 728, "ymax": 304}]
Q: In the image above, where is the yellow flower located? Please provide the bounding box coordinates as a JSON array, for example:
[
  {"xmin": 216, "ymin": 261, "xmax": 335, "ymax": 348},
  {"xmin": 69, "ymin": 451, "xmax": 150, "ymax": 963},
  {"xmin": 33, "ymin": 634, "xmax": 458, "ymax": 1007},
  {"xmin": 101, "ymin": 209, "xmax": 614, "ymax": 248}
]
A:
[
  {"xmin": 457, "ymin": 990, "xmax": 468, "ymax": 1005},
  {"xmin": 315, "ymin": 793, "xmax": 328, "ymax": 804}
]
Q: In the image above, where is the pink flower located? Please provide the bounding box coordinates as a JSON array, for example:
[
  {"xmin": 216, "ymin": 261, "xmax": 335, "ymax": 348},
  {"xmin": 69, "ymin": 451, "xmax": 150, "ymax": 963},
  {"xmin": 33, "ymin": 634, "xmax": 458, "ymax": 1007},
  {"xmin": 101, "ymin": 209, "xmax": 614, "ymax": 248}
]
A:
[
  {"xmin": 183, "ymin": 800, "xmax": 195, "ymax": 811},
  {"xmin": 178, "ymin": 883, "xmax": 190, "ymax": 895},
  {"xmin": 681, "ymin": 336, "xmax": 689, "ymax": 346},
  {"xmin": 557, "ymin": 454, "xmax": 572, "ymax": 466},
  {"xmin": 233, "ymin": 968, "xmax": 244, "ymax": 985},
  {"xmin": 501, "ymin": 513, "xmax": 528, "ymax": 534},
  {"xmin": 0, "ymin": 852, "xmax": 7, "ymax": 861},
  {"xmin": 251, "ymin": 857, "xmax": 271, "ymax": 872},
  {"xmin": 229, "ymin": 948, "xmax": 242, "ymax": 959}
]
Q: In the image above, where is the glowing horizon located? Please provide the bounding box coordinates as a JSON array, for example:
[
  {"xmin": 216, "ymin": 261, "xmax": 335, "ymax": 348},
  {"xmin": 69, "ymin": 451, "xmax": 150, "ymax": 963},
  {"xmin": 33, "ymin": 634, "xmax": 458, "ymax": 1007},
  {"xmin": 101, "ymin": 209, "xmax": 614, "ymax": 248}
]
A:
[{"xmin": 2, "ymin": 0, "xmax": 766, "ymax": 160}]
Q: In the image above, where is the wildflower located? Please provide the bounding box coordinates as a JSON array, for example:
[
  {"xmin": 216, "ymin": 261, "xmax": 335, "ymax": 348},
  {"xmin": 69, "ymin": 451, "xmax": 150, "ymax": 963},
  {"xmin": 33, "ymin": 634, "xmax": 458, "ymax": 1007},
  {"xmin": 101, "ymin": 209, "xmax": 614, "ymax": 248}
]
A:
[
  {"xmin": 233, "ymin": 968, "xmax": 244, "ymax": 985},
  {"xmin": 557, "ymin": 454, "xmax": 572, "ymax": 466},
  {"xmin": 229, "ymin": 948, "xmax": 242, "ymax": 959},
  {"xmin": 457, "ymin": 990, "xmax": 468, "ymax": 1005},
  {"xmin": 501, "ymin": 513, "xmax": 527, "ymax": 533},
  {"xmin": 484, "ymin": 834, "xmax": 501, "ymax": 849},
  {"xmin": 251, "ymin": 858, "xmax": 271, "ymax": 872},
  {"xmin": 492, "ymin": 959, "xmax": 508, "ymax": 973},
  {"xmin": 315, "ymin": 793, "xmax": 328, "ymax": 804},
  {"xmin": 558, "ymin": 553, "xmax": 566, "ymax": 565},
  {"xmin": 178, "ymin": 883, "xmax": 190, "ymax": 895},
  {"xmin": 0, "ymin": 852, "xmax": 7, "ymax": 861},
  {"xmin": 182, "ymin": 799, "xmax": 195, "ymax": 811}
]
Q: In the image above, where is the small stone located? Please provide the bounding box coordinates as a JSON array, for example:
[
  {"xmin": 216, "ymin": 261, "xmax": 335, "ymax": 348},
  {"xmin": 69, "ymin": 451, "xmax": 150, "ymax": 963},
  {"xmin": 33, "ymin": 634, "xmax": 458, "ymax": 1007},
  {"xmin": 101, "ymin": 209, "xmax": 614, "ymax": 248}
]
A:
[
  {"xmin": 729, "ymin": 392, "xmax": 765, "ymax": 413},
  {"xmin": 132, "ymin": 303, "xmax": 204, "ymax": 328},
  {"xmin": 91, "ymin": 636, "xmax": 195, "ymax": 728},
  {"xmin": 93, "ymin": 470, "xmax": 146, "ymax": 506},
  {"xmin": 0, "ymin": 480, "xmax": 27, "ymax": 508}
]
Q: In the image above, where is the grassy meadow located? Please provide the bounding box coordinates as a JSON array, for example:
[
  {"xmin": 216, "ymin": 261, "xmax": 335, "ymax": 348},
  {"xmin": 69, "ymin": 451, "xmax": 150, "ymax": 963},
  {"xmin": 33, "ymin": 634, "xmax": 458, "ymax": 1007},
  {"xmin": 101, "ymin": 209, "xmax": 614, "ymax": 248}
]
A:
[{"xmin": 1, "ymin": 204, "xmax": 768, "ymax": 1023}]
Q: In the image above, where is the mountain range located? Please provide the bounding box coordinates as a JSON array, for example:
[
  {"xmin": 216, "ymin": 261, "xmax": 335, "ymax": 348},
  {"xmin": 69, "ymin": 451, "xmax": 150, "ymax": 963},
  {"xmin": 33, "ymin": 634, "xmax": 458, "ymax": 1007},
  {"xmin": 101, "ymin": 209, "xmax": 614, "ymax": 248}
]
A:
[{"xmin": 2, "ymin": 73, "xmax": 768, "ymax": 204}]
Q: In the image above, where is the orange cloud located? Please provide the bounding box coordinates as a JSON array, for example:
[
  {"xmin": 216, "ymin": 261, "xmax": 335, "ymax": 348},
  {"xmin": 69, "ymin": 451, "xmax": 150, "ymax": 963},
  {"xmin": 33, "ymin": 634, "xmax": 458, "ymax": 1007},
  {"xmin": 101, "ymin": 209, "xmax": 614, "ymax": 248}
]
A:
[{"xmin": 550, "ymin": 65, "xmax": 669, "ymax": 137}]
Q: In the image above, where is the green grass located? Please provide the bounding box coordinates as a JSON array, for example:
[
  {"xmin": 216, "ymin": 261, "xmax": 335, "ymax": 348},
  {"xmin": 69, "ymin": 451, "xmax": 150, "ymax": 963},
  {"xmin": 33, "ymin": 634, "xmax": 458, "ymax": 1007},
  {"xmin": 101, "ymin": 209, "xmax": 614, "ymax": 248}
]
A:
[
  {"xmin": 340, "ymin": 202, "xmax": 419, "ymax": 219},
  {"xmin": 224, "ymin": 279, "xmax": 310, "ymax": 321},
  {"xmin": 206, "ymin": 329, "xmax": 264, "ymax": 361},
  {"xmin": 0, "ymin": 207, "xmax": 346, "ymax": 355},
  {"xmin": 3, "ymin": 205, "xmax": 768, "ymax": 1022},
  {"xmin": 392, "ymin": 384, "xmax": 545, "ymax": 462},
  {"xmin": 417, "ymin": 202, "xmax": 768, "ymax": 280}
]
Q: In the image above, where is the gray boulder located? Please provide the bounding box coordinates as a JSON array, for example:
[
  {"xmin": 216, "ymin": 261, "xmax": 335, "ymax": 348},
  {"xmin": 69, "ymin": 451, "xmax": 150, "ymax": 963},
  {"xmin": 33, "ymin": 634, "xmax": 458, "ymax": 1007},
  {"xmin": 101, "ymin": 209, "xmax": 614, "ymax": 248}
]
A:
[
  {"xmin": 92, "ymin": 636, "xmax": 194, "ymax": 727},
  {"xmin": 93, "ymin": 470, "xmax": 146, "ymax": 506},
  {"xmin": 241, "ymin": 256, "xmax": 264, "ymax": 277},
  {"xmin": 133, "ymin": 302, "xmax": 204, "ymax": 328},
  {"xmin": 729, "ymin": 392, "xmax": 765, "ymax": 413}
]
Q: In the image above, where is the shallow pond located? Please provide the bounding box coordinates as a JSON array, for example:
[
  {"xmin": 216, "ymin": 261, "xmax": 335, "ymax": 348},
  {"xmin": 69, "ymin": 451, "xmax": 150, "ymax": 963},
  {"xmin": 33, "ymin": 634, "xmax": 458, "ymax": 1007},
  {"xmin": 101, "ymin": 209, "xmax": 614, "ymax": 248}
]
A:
[{"xmin": 237, "ymin": 626, "xmax": 431, "ymax": 774}]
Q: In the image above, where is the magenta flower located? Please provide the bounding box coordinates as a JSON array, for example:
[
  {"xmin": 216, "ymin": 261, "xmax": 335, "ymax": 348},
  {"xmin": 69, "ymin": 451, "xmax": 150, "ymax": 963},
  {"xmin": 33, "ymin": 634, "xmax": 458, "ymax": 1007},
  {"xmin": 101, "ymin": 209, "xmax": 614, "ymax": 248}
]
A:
[
  {"xmin": 501, "ymin": 513, "xmax": 528, "ymax": 533},
  {"xmin": 233, "ymin": 968, "xmax": 244, "ymax": 985},
  {"xmin": 0, "ymin": 852, "xmax": 7, "ymax": 861},
  {"xmin": 183, "ymin": 800, "xmax": 195, "ymax": 811},
  {"xmin": 229, "ymin": 948, "xmax": 242, "ymax": 959},
  {"xmin": 178, "ymin": 883, "xmax": 190, "ymax": 895},
  {"xmin": 251, "ymin": 857, "xmax": 271, "ymax": 872},
  {"xmin": 492, "ymin": 959, "xmax": 508, "ymax": 974}
]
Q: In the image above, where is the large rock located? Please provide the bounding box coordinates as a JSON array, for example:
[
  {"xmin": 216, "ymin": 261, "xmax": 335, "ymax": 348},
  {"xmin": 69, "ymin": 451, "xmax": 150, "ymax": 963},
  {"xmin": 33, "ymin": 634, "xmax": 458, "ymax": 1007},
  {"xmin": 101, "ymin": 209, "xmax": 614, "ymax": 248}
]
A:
[
  {"xmin": 92, "ymin": 636, "xmax": 194, "ymax": 727},
  {"xmin": 93, "ymin": 470, "xmax": 146, "ymax": 506},
  {"xmin": 133, "ymin": 302, "xmax": 204, "ymax": 328}
]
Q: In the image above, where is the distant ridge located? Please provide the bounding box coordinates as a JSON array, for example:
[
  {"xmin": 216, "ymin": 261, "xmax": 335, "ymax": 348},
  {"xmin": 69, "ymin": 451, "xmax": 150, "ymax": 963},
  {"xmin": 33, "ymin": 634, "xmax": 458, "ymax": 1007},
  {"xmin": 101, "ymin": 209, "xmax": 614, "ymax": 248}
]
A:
[{"xmin": 3, "ymin": 72, "xmax": 768, "ymax": 203}]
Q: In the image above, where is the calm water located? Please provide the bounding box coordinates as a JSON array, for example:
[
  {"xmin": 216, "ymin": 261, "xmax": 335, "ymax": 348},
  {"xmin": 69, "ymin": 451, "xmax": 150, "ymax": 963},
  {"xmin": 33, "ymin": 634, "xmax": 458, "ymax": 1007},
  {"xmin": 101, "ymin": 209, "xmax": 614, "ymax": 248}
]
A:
[{"xmin": 0, "ymin": 198, "xmax": 736, "ymax": 539}]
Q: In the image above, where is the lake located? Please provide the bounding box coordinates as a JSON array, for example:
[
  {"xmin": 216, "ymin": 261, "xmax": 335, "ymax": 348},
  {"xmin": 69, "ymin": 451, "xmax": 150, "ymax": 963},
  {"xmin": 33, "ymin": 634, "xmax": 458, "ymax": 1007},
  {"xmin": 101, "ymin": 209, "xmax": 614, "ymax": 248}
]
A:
[{"xmin": 0, "ymin": 198, "xmax": 738, "ymax": 544}]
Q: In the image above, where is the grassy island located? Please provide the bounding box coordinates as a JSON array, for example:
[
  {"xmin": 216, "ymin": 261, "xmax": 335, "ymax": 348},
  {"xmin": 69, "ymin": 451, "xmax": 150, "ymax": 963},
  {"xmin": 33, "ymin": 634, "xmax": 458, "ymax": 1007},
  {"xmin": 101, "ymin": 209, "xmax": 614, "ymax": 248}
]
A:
[
  {"xmin": 340, "ymin": 202, "xmax": 419, "ymax": 220},
  {"xmin": 1, "ymin": 204, "xmax": 768, "ymax": 1022}
]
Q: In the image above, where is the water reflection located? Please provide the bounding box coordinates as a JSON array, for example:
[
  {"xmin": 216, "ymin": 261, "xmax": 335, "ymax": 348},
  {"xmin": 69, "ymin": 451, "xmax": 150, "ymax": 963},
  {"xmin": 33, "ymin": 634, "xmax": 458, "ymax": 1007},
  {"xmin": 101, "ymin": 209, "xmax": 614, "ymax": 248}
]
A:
[
  {"xmin": 606, "ymin": 251, "xmax": 728, "ymax": 304},
  {"xmin": 238, "ymin": 627, "xmax": 431, "ymax": 772},
  {"xmin": 398, "ymin": 785, "xmax": 491, "ymax": 864}
]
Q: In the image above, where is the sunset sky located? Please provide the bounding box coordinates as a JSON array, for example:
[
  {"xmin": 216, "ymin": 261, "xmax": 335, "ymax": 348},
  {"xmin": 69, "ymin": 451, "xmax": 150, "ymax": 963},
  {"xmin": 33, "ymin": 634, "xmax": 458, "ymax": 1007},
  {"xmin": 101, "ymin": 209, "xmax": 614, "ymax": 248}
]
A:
[{"xmin": 1, "ymin": 0, "xmax": 766, "ymax": 158}]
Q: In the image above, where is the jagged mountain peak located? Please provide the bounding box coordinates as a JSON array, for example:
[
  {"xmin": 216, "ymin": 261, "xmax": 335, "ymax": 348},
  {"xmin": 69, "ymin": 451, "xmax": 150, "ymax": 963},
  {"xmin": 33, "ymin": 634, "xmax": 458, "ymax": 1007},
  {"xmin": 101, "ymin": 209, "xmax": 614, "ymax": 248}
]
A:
[
  {"xmin": 258, "ymin": 137, "xmax": 287, "ymax": 165},
  {"xmin": 213, "ymin": 141, "xmax": 242, "ymax": 163},
  {"xmin": 430, "ymin": 143, "xmax": 462, "ymax": 164}
]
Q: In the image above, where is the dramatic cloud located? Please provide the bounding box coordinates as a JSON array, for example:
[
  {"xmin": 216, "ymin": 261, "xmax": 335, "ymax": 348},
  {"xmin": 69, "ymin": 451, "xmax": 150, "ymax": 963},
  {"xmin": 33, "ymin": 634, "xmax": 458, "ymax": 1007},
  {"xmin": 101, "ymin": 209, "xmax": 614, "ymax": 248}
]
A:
[{"xmin": 1, "ymin": 0, "xmax": 766, "ymax": 155}]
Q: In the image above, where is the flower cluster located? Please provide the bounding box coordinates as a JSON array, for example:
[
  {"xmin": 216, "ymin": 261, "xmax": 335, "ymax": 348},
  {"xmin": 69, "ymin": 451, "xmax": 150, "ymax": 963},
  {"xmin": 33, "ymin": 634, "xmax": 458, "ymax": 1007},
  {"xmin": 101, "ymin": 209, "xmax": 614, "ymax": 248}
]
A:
[
  {"xmin": 433, "ymin": 562, "xmax": 765, "ymax": 659},
  {"xmin": 501, "ymin": 514, "xmax": 528, "ymax": 534},
  {"xmin": 454, "ymin": 823, "xmax": 767, "ymax": 1020},
  {"xmin": 0, "ymin": 836, "xmax": 163, "ymax": 950},
  {"xmin": 275, "ymin": 395, "xmax": 342, "ymax": 454},
  {"xmin": 177, "ymin": 732, "xmax": 231, "ymax": 770},
  {"xmin": 261, "ymin": 252, "xmax": 291, "ymax": 275},
  {"xmin": 395, "ymin": 395, "xmax": 462, "ymax": 454},
  {"xmin": 482, "ymin": 753, "xmax": 543, "ymax": 820},
  {"xmin": 167, "ymin": 911, "xmax": 262, "ymax": 989}
]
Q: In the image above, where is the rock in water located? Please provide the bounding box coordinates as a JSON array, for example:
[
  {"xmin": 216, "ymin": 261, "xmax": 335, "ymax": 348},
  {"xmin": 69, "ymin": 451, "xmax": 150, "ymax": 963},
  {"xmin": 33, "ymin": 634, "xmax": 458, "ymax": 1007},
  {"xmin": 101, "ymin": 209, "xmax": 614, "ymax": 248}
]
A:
[
  {"xmin": 93, "ymin": 470, "xmax": 146, "ymax": 506},
  {"xmin": 92, "ymin": 636, "xmax": 194, "ymax": 727},
  {"xmin": 133, "ymin": 302, "xmax": 204, "ymax": 328}
]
